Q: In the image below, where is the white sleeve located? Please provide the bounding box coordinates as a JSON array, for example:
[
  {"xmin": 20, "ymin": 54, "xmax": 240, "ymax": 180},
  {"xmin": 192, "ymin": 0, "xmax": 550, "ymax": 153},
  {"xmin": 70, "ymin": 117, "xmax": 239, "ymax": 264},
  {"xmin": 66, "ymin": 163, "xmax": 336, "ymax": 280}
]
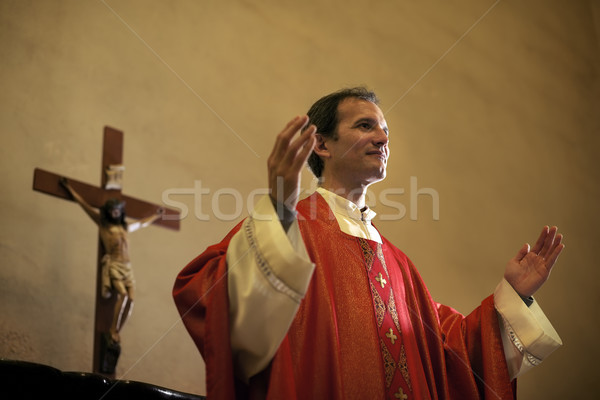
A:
[
  {"xmin": 494, "ymin": 278, "xmax": 562, "ymax": 380},
  {"xmin": 226, "ymin": 195, "xmax": 315, "ymax": 381}
]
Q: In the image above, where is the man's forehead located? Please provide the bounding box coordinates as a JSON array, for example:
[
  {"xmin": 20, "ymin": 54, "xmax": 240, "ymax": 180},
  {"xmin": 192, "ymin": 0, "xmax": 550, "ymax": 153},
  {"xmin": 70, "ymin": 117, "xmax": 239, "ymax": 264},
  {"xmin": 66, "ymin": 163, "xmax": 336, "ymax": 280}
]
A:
[{"xmin": 337, "ymin": 98, "xmax": 386, "ymax": 124}]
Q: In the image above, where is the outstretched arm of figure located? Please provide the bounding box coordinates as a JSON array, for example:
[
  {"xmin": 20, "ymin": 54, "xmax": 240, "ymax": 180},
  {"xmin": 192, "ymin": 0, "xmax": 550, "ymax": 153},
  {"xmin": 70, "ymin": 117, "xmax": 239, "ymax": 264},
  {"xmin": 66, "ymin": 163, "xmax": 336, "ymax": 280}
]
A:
[
  {"xmin": 60, "ymin": 177, "xmax": 101, "ymax": 225},
  {"xmin": 128, "ymin": 208, "xmax": 164, "ymax": 232},
  {"xmin": 267, "ymin": 115, "xmax": 317, "ymax": 225},
  {"xmin": 504, "ymin": 225, "xmax": 565, "ymax": 298}
]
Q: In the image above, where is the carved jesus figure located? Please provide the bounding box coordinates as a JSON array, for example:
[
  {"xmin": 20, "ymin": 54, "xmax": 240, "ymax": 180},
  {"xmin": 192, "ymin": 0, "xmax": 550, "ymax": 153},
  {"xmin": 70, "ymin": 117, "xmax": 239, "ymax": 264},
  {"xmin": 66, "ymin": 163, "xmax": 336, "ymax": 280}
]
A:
[{"xmin": 60, "ymin": 178, "xmax": 163, "ymax": 344}]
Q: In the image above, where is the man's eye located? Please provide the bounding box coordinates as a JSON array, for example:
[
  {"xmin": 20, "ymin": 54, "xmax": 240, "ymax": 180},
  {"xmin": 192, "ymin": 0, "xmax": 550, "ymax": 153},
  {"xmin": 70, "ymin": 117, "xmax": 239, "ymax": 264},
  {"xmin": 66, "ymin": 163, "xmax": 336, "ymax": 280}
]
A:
[{"xmin": 358, "ymin": 123, "xmax": 372, "ymax": 130}]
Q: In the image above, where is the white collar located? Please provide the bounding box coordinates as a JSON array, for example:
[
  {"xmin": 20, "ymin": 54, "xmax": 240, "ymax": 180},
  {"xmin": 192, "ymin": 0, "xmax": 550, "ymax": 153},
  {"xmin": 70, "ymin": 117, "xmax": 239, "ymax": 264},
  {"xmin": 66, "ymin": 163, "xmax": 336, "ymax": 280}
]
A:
[{"xmin": 316, "ymin": 187, "xmax": 377, "ymax": 223}]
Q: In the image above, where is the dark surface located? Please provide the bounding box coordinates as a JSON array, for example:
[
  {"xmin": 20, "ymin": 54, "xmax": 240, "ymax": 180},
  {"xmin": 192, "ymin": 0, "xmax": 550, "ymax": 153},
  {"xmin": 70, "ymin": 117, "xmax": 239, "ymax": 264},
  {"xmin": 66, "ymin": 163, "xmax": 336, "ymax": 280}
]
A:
[{"xmin": 1, "ymin": 359, "xmax": 205, "ymax": 400}]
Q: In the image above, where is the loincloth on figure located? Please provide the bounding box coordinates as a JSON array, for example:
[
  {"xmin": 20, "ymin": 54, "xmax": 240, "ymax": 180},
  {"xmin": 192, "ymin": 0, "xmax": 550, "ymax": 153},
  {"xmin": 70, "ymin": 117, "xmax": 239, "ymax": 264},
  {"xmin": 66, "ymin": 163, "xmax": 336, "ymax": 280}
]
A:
[{"xmin": 101, "ymin": 254, "xmax": 135, "ymax": 298}]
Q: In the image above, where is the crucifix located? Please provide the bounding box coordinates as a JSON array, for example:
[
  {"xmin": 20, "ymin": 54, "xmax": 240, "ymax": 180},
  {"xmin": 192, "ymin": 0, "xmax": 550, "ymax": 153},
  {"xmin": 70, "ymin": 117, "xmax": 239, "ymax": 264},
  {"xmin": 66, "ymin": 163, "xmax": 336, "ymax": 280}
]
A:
[{"xmin": 32, "ymin": 126, "xmax": 180, "ymax": 378}]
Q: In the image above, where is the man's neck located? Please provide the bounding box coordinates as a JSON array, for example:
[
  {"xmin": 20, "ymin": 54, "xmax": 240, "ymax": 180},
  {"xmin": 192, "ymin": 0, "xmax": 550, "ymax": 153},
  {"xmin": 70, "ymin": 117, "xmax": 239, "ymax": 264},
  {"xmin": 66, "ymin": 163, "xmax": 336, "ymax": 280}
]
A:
[{"xmin": 319, "ymin": 180, "xmax": 368, "ymax": 209}]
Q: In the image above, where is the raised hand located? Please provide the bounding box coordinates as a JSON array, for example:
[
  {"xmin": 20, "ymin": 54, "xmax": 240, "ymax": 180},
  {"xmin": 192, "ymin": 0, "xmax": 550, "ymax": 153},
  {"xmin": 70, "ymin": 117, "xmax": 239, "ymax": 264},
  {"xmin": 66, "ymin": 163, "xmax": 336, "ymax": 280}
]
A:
[
  {"xmin": 267, "ymin": 115, "xmax": 316, "ymax": 211},
  {"xmin": 504, "ymin": 226, "xmax": 565, "ymax": 298}
]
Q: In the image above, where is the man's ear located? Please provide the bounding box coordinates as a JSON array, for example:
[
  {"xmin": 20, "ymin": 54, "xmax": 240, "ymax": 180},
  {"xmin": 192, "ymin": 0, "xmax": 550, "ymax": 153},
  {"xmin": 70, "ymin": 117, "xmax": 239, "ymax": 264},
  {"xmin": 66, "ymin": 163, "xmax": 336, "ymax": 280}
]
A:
[{"xmin": 313, "ymin": 134, "xmax": 331, "ymax": 159}]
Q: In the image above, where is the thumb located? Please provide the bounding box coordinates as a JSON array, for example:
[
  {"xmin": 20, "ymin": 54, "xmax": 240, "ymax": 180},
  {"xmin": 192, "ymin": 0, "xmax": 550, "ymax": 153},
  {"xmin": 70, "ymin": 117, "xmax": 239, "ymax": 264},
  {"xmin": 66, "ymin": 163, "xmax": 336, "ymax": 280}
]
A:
[{"xmin": 515, "ymin": 243, "xmax": 530, "ymax": 261}]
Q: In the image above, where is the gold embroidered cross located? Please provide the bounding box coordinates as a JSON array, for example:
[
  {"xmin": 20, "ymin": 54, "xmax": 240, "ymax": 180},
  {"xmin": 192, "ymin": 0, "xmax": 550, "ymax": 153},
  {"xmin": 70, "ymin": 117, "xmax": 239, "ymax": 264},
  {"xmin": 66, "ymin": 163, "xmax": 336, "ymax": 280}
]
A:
[
  {"xmin": 375, "ymin": 272, "xmax": 387, "ymax": 288},
  {"xmin": 385, "ymin": 327, "xmax": 398, "ymax": 345},
  {"xmin": 394, "ymin": 387, "xmax": 408, "ymax": 399}
]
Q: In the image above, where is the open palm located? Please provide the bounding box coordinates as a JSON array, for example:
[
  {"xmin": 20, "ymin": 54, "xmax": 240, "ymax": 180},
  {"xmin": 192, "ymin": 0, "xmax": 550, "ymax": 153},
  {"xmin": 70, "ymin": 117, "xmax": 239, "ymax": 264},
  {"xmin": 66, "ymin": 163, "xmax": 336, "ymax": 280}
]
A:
[{"xmin": 504, "ymin": 226, "xmax": 564, "ymax": 298}]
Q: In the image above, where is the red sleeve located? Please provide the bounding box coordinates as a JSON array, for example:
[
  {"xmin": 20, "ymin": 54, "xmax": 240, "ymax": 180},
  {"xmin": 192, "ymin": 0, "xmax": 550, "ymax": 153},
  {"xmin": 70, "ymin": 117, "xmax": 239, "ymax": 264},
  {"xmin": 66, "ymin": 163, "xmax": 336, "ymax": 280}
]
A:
[
  {"xmin": 437, "ymin": 297, "xmax": 516, "ymax": 399},
  {"xmin": 172, "ymin": 222, "xmax": 245, "ymax": 400}
]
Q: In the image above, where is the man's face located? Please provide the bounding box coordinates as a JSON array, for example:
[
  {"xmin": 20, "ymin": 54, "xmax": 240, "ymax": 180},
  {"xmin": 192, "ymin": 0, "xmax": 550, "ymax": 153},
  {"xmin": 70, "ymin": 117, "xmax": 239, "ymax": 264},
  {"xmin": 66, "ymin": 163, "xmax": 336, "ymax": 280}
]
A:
[{"xmin": 320, "ymin": 98, "xmax": 390, "ymax": 189}]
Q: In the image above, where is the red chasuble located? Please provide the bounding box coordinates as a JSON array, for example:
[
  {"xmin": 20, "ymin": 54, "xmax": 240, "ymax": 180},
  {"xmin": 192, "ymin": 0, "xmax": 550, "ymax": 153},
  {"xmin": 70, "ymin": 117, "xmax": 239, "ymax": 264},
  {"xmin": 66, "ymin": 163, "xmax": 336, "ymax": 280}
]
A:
[{"xmin": 173, "ymin": 193, "xmax": 516, "ymax": 399}]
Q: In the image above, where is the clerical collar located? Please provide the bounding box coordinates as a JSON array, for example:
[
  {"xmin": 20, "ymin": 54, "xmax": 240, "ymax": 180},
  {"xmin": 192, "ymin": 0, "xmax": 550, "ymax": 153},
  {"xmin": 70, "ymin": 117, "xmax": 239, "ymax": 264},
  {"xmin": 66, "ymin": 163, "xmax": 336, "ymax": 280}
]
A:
[{"xmin": 315, "ymin": 187, "xmax": 377, "ymax": 223}]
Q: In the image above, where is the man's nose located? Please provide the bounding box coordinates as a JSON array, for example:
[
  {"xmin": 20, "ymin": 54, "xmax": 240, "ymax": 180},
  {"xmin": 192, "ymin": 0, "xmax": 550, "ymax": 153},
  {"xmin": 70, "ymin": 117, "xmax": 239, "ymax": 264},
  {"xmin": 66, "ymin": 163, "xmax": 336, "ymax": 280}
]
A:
[{"xmin": 373, "ymin": 126, "xmax": 389, "ymax": 146}]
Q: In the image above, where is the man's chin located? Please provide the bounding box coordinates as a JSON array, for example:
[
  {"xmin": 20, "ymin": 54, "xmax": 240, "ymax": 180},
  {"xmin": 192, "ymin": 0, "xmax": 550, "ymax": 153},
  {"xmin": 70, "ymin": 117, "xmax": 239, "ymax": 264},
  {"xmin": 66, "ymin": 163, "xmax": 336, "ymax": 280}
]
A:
[{"xmin": 366, "ymin": 171, "xmax": 387, "ymax": 185}]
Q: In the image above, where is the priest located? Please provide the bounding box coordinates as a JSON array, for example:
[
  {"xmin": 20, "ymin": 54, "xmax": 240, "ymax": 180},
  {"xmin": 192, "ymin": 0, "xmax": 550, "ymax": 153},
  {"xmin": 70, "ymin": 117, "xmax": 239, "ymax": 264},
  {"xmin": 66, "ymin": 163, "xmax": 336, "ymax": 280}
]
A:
[{"xmin": 173, "ymin": 87, "xmax": 564, "ymax": 399}]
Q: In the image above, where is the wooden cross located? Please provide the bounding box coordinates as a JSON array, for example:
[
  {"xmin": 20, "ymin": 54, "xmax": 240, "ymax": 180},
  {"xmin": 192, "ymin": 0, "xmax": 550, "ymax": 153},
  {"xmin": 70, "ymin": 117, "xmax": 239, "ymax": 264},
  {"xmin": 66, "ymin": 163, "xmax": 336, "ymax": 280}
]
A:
[{"xmin": 32, "ymin": 126, "xmax": 180, "ymax": 378}]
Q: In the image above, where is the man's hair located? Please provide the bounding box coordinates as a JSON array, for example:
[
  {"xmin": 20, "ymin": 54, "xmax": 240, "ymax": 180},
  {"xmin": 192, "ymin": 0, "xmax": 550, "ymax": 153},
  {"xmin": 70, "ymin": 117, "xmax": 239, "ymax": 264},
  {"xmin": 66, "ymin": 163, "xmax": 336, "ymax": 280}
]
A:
[
  {"xmin": 306, "ymin": 87, "xmax": 379, "ymax": 178},
  {"xmin": 101, "ymin": 198, "xmax": 127, "ymax": 228}
]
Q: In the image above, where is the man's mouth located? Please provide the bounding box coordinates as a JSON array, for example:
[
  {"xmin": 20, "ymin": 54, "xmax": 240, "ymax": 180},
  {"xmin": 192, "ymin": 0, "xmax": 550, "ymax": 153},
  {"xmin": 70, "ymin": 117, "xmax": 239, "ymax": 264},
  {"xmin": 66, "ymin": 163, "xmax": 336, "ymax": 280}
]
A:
[{"xmin": 367, "ymin": 150, "xmax": 386, "ymax": 161}]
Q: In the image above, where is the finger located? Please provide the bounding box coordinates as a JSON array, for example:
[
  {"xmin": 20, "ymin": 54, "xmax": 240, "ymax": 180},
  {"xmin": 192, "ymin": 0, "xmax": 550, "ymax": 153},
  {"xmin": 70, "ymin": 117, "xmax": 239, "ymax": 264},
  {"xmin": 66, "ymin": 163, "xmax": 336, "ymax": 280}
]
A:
[
  {"xmin": 545, "ymin": 238, "xmax": 565, "ymax": 270},
  {"xmin": 515, "ymin": 243, "xmax": 530, "ymax": 261},
  {"xmin": 530, "ymin": 226, "xmax": 549, "ymax": 254},
  {"xmin": 270, "ymin": 116, "xmax": 311, "ymax": 172},
  {"xmin": 539, "ymin": 226, "xmax": 558, "ymax": 258},
  {"xmin": 271, "ymin": 127, "xmax": 315, "ymax": 191},
  {"xmin": 273, "ymin": 116, "xmax": 309, "ymax": 154},
  {"xmin": 270, "ymin": 116, "xmax": 300, "ymax": 159},
  {"xmin": 274, "ymin": 124, "xmax": 313, "ymax": 172},
  {"xmin": 282, "ymin": 115, "xmax": 310, "ymax": 144},
  {"xmin": 545, "ymin": 232, "xmax": 563, "ymax": 262},
  {"xmin": 268, "ymin": 124, "xmax": 315, "ymax": 191},
  {"xmin": 284, "ymin": 125, "xmax": 317, "ymax": 165},
  {"xmin": 548, "ymin": 231, "xmax": 562, "ymax": 253},
  {"xmin": 277, "ymin": 133, "xmax": 316, "ymax": 208},
  {"xmin": 291, "ymin": 129, "xmax": 316, "ymax": 171}
]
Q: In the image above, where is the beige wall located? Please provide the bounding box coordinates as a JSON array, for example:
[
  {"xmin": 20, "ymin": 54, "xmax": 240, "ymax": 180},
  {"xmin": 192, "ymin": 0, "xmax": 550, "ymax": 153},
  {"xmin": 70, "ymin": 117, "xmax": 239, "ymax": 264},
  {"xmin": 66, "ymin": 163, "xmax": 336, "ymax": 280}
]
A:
[{"xmin": 1, "ymin": 0, "xmax": 598, "ymax": 397}]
